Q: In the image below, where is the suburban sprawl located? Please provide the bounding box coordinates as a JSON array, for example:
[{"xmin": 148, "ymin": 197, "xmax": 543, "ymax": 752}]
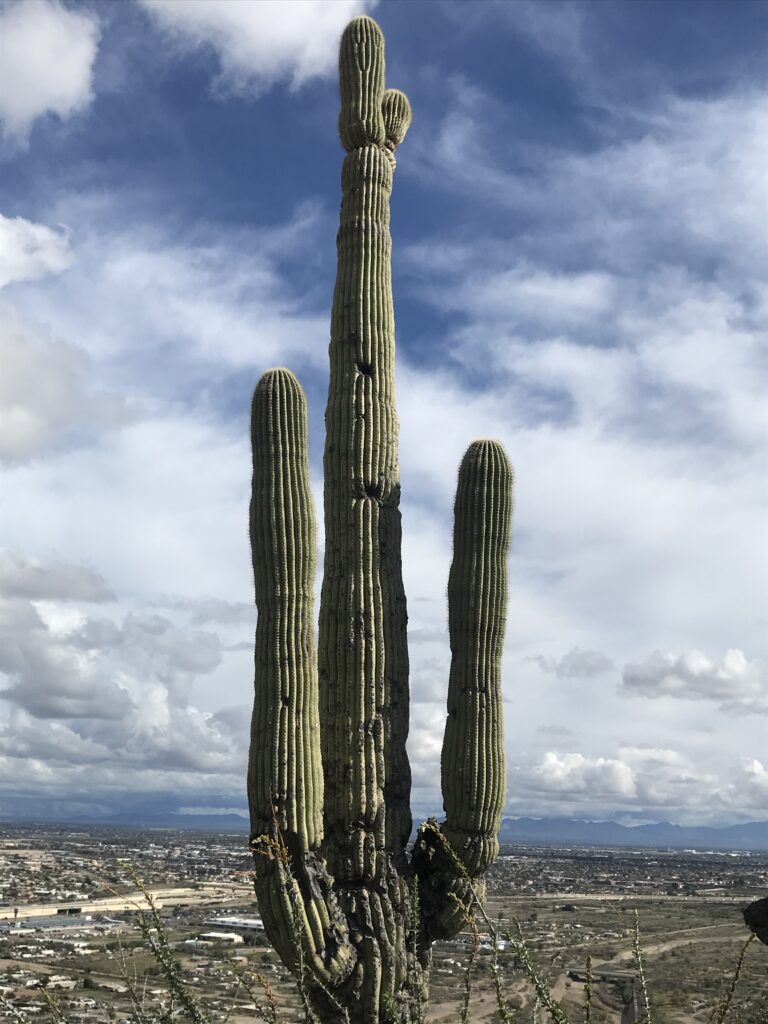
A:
[{"xmin": 0, "ymin": 823, "xmax": 765, "ymax": 1023}]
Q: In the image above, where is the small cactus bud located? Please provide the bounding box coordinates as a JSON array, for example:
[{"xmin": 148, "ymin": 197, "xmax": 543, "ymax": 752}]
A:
[{"xmin": 382, "ymin": 89, "xmax": 412, "ymax": 151}]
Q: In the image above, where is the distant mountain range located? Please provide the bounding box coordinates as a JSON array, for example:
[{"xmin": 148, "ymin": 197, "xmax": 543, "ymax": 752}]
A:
[
  {"xmin": 498, "ymin": 817, "xmax": 768, "ymax": 852},
  {"xmin": 5, "ymin": 812, "xmax": 767, "ymax": 852}
]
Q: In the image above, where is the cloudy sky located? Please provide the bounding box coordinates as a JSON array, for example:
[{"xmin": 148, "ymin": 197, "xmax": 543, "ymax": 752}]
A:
[{"xmin": 1, "ymin": 0, "xmax": 766, "ymax": 829}]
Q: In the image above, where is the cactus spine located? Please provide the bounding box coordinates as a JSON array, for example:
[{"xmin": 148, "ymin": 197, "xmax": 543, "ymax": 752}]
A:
[{"xmin": 249, "ymin": 17, "xmax": 513, "ymax": 1023}]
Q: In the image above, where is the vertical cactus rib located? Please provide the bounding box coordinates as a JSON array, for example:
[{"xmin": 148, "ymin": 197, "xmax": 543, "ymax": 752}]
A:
[
  {"xmin": 248, "ymin": 368, "xmax": 354, "ymax": 988},
  {"xmin": 415, "ymin": 440, "xmax": 513, "ymax": 941}
]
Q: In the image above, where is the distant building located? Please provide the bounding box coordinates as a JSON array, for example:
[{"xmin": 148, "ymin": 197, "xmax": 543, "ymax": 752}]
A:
[
  {"xmin": 203, "ymin": 916, "xmax": 264, "ymax": 932},
  {"xmin": 199, "ymin": 931, "xmax": 244, "ymax": 944}
]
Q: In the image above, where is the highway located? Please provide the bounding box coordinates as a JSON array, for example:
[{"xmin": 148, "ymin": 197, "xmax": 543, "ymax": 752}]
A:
[{"xmin": 0, "ymin": 881, "xmax": 253, "ymax": 921}]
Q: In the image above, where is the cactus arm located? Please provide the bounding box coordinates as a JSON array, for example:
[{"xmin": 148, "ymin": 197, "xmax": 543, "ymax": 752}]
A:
[
  {"xmin": 248, "ymin": 368, "xmax": 355, "ymax": 987},
  {"xmin": 443, "ymin": 440, "xmax": 512, "ymax": 869},
  {"xmin": 415, "ymin": 440, "xmax": 514, "ymax": 940}
]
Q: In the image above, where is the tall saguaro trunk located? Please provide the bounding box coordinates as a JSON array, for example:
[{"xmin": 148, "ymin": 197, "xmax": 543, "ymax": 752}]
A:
[
  {"xmin": 318, "ymin": 17, "xmax": 414, "ymax": 1017},
  {"xmin": 248, "ymin": 16, "xmax": 514, "ymax": 1024}
]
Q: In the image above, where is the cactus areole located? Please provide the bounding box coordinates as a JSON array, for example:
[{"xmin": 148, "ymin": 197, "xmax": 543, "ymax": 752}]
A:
[{"xmin": 248, "ymin": 16, "xmax": 514, "ymax": 1023}]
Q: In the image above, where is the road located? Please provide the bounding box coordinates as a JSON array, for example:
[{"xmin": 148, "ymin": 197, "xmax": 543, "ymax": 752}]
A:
[{"xmin": 0, "ymin": 882, "xmax": 253, "ymax": 921}]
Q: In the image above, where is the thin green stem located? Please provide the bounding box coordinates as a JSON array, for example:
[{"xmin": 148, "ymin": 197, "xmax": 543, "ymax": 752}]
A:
[
  {"xmin": 708, "ymin": 932, "xmax": 756, "ymax": 1024},
  {"xmin": 583, "ymin": 954, "xmax": 592, "ymax": 1024},
  {"xmin": 632, "ymin": 910, "xmax": 652, "ymax": 1024}
]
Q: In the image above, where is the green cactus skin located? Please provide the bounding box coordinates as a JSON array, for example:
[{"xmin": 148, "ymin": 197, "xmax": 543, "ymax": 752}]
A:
[
  {"xmin": 318, "ymin": 15, "xmax": 415, "ymax": 1019},
  {"xmin": 248, "ymin": 368, "xmax": 355, "ymax": 989},
  {"xmin": 413, "ymin": 441, "xmax": 513, "ymax": 940},
  {"xmin": 248, "ymin": 17, "xmax": 513, "ymax": 1023},
  {"xmin": 443, "ymin": 440, "xmax": 512, "ymax": 871}
]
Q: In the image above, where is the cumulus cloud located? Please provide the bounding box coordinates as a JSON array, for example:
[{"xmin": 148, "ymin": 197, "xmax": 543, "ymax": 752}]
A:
[
  {"xmin": 409, "ymin": 703, "xmax": 449, "ymax": 813},
  {"xmin": 72, "ymin": 611, "xmax": 222, "ymax": 672},
  {"xmin": 622, "ymin": 649, "xmax": 767, "ymax": 715},
  {"xmin": 0, "ymin": 565, "xmax": 246, "ymax": 787},
  {"xmin": 733, "ymin": 758, "xmax": 768, "ymax": 809},
  {"xmin": 0, "ymin": 597, "xmax": 133, "ymax": 720},
  {"xmin": 532, "ymin": 751, "xmax": 636, "ymax": 799},
  {"xmin": 412, "ymin": 84, "xmax": 767, "ymax": 276},
  {"xmin": 396, "ymin": 84, "xmax": 767, "ymax": 680},
  {"xmin": 71, "ymin": 612, "xmax": 224, "ymax": 711},
  {"xmin": 0, "ymin": 300, "xmax": 132, "ymax": 464},
  {"xmin": 139, "ymin": 0, "xmax": 375, "ymax": 96},
  {"xmin": 0, "ymin": 708, "xmax": 116, "ymax": 767},
  {"xmin": 531, "ymin": 647, "xmax": 615, "ymax": 678},
  {"xmin": 506, "ymin": 748, "xmax": 768, "ymax": 825},
  {"xmin": 155, "ymin": 595, "xmax": 254, "ymax": 627},
  {"xmin": 536, "ymin": 725, "xmax": 578, "ymax": 738},
  {"xmin": 11, "ymin": 197, "xmax": 331, "ymax": 375},
  {"xmin": 0, "ymin": 570, "xmax": 226, "ymax": 719},
  {"xmin": 0, "ymin": 214, "xmax": 74, "ymax": 288},
  {"xmin": 460, "ymin": 266, "xmax": 617, "ymax": 332},
  {"xmin": 0, "ymin": 213, "xmax": 134, "ymax": 463},
  {"xmin": 0, "ymin": 551, "xmax": 114, "ymax": 602},
  {"xmin": 404, "ymin": 270, "xmax": 765, "ymax": 456},
  {"xmin": 1, "ymin": 24, "xmax": 764, "ymax": 826},
  {"xmin": 0, "ymin": 0, "xmax": 99, "ymax": 144}
]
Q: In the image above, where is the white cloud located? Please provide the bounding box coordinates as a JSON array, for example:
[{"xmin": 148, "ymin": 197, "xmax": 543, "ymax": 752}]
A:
[
  {"xmin": 398, "ymin": 86, "xmax": 768, "ymax": 669},
  {"xmin": 0, "ymin": 596, "xmax": 134, "ymax": 720},
  {"xmin": 0, "ymin": 214, "xmax": 74, "ymax": 288},
  {"xmin": 532, "ymin": 752, "xmax": 637, "ymax": 799},
  {"xmin": 154, "ymin": 595, "xmax": 253, "ymax": 627},
  {"xmin": 1, "ymin": 51, "xmax": 765, "ymax": 826},
  {"xmin": 403, "ymin": 266, "xmax": 766, "ymax": 453},
  {"xmin": 139, "ymin": 0, "xmax": 376, "ymax": 96},
  {"xmin": 0, "ymin": 569, "xmax": 247, "ymax": 785},
  {"xmin": 0, "ymin": 198, "xmax": 331, "ymax": 466},
  {"xmin": 387, "ymin": 84, "xmax": 768, "ymax": 827},
  {"xmin": 410, "ymin": 87, "xmax": 768, "ymax": 279},
  {"xmin": 735, "ymin": 758, "xmax": 768, "ymax": 807},
  {"xmin": 0, "ymin": 0, "xmax": 99, "ymax": 144},
  {"xmin": 531, "ymin": 647, "xmax": 615, "ymax": 679},
  {"xmin": 0, "ymin": 551, "xmax": 114, "ymax": 602},
  {"xmin": 12, "ymin": 195, "xmax": 330, "ymax": 370},
  {"xmin": 0, "ymin": 212, "xmax": 130, "ymax": 463},
  {"xmin": 501, "ymin": 0, "xmax": 585, "ymax": 66},
  {"xmin": 475, "ymin": 267, "xmax": 616, "ymax": 329},
  {"xmin": 622, "ymin": 649, "xmax": 767, "ymax": 715},
  {"xmin": 441, "ymin": 0, "xmax": 587, "ymax": 70},
  {"xmin": 505, "ymin": 748, "xmax": 768, "ymax": 825},
  {"xmin": 0, "ymin": 299, "xmax": 132, "ymax": 464}
]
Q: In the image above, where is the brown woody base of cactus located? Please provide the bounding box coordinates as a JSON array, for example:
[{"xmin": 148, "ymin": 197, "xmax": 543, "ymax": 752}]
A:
[
  {"xmin": 412, "ymin": 821, "xmax": 485, "ymax": 943},
  {"xmin": 253, "ymin": 846, "xmax": 432, "ymax": 1024}
]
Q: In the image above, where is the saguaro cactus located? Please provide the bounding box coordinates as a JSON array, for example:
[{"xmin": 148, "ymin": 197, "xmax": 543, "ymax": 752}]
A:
[{"xmin": 248, "ymin": 16, "xmax": 513, "ymax": 1023}]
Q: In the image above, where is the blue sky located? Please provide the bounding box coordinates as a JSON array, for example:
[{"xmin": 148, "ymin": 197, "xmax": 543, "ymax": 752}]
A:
[{"xmin": 0, "ymin": 0, "xmax": 766, "ymax": 828}]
